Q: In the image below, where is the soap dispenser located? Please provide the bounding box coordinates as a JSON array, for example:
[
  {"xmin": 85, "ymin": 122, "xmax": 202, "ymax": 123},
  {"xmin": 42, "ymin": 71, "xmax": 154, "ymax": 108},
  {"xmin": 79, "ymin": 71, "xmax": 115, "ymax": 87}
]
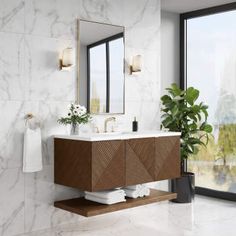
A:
[{"xmin": 132, "ymin": 117, "xmax": 138, "ymax": 132}]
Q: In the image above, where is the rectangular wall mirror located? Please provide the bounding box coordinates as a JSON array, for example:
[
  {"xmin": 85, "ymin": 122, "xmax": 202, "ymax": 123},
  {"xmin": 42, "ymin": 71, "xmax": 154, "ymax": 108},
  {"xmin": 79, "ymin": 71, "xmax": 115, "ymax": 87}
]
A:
[{"xmin": 78, "ymin": 19, "xmax": 125, "ymax": 114}]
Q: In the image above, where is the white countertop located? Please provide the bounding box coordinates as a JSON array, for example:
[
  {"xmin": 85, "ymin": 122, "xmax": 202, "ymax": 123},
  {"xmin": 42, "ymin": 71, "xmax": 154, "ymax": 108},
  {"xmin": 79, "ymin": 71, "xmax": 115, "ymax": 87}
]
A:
[{"xmin": 54, "ymin": 130, "xmax": 181, "ymax": 142}]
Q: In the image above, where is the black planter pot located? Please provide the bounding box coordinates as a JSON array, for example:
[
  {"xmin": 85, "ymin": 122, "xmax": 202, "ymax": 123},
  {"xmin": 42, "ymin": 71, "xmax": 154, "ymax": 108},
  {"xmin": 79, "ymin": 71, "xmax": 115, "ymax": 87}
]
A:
[{"xmin": 171, "ymin": 172, "xmax": 195, "ymax": 203}]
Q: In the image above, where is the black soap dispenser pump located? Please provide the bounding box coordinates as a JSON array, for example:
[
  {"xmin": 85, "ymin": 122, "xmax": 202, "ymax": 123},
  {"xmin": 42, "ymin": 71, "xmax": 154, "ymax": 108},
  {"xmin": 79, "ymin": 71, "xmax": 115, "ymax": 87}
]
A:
[{"xmin": 132, "ymin": 117, "xmax": 138, "ymax": 132}]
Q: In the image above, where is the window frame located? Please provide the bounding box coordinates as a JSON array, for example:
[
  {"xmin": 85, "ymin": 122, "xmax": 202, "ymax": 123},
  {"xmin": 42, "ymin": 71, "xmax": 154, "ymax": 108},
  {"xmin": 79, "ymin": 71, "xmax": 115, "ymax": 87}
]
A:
[
  {"xmin": 87, "ymin": 32, "xmax": 124, "ymax": 114},
  {"xmin": 180, "ymin": 2, "xmax": 236, "ymax": 201}
]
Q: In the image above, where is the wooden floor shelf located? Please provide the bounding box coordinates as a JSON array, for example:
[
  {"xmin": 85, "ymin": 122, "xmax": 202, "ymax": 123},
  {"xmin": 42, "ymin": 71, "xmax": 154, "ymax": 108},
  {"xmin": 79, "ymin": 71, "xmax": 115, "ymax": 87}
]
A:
[{"xmin": 54, "ymin": 189, "xmax": 177, "ymax": 217}]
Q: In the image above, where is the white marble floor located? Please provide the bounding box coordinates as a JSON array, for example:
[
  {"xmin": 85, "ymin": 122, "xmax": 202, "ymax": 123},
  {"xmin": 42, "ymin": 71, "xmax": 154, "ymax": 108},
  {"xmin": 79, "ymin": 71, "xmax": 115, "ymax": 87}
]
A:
[{"xmin": 20, "ymin": 196, "xmax": 236, "ymax": 236}]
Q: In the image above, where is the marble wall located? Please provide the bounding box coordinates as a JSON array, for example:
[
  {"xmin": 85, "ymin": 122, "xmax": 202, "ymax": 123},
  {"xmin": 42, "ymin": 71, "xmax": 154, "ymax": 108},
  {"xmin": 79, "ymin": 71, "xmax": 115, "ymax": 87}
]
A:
[{"xmin": 0, "ymin": 0, "xmax": 161, "ymax": 235}]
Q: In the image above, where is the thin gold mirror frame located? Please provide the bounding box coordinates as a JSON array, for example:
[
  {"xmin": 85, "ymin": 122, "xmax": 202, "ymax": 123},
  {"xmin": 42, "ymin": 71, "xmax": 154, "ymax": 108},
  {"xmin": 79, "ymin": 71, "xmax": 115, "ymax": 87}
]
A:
[{"xmin": 77, "ymin": 19, "xmax": 125, "ymax": 115}]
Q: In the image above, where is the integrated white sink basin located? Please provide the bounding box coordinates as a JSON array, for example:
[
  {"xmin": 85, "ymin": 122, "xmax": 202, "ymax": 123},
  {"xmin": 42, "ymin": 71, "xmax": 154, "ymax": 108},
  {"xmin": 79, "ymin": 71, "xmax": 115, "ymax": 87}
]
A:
[
  {"xmin": 54, "ymin": 130, "xmax": 181, "ymax": 142},
  {"xmin": 92, "ymin": 131, "xmax": 123, "ymax": 136}
]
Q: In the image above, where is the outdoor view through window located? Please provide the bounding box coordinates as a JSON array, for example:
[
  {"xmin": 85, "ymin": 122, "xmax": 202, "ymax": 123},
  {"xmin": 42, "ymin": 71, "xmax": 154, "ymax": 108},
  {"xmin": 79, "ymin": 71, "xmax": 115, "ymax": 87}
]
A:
[{"xmin": 187, "ymin": 10, "xmax": 236, "ymax": 194}]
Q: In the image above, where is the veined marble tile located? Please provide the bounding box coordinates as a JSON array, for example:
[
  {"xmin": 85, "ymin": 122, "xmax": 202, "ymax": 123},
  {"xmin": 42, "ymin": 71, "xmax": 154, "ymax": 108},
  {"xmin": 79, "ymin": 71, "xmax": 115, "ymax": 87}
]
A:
[
  {"xmin": 0, "ymin": 0, "xmax": 24, "ymax": 33},
  {"xmin": 20, "ymin": 196, "xmax": 236, "ymax": 236},
  {"xmin": 125, "ymin": 77, "xmax": 159, "ymax": 103},
  {"xmin": 123, "ymin": 101, "xmax": 160, "ymax": 131},
  {"xmin": 24, "ymin": 35, "xmax": 76, "ymax": 101},
  {"xmin": 124, "ymin": 0, "xmax": 160, "ymax": 51},
  {"xmin": 0, "ymin": 100, "xmax": 72, "ymax": 169},
  {"xmin": 79, "ymin": 0, "xmax": 124, "ymax": 26},
  {"xmin": 24, "ymin": 165, "xmax": 81, "ymax": 233},
  {"xmin": 54, "ymin": 184, "xmax": 82, "ymax": 202},
  {"xmin": 22, "ymin": 101, "xmax": 67, "ymax": 166},
  {"xmin": 0, "ymin": 101, "xmax": 25, "ymax": 169},
  {"xmin": 0, "ymin": 1, "xmax": 163, "ymax": 235},
  {"xmin": 93, "ymin": 100, "xmax": 160, "ymax": 133},
  {"xmin": 148, "ymin": 180, "xmax": 169, "ymax": 191},
  {"xmin": 0, "ymin": 32, "xmax": 25, "ymax": 100},
  {"xmin": 38, "ymin": 101, "xmax": 74, "ymax": 165},
  {"xmin": 25, "ymin": 0, "xmax": 80, "ymax": 39},
  {"xmin": 125, "ymin": 47, "xmax": 160, "ymax": 103},
  {"xmin": 0, "ymin": 168, "xmax": 24, "ymax": 236},
  {"xmin": 24, "ymin": 165, "xmax": 55, "ymax": 233}
]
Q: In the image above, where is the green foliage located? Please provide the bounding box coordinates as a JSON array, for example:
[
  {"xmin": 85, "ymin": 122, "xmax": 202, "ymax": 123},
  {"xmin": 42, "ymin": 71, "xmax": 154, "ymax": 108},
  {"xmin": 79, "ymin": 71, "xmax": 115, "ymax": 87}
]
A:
[
  {"xmin": 161, "ymin": 83, "xmax": 213, "ymax": 160},
  {"xmin": 217, "ymin": 124, "xmax": 236, "ymax": 164},
  {"xmin": 189, "ymin": 135, "xmax": 216, "ymax": 161},
  {"xmin": 58, "ymin": 103, "xmax": 91, "ymax": 126}
]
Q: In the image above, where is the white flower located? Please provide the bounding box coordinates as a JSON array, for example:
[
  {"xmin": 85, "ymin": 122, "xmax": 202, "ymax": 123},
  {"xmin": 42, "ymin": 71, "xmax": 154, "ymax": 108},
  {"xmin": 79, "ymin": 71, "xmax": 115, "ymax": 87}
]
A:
[
  {"xmin": 68, "ymin": 103, "xmax": 74, "ymax": 109},
  {"xmin": 73, "ymin": 107, "xmax": 79, "ymax": 115},
  {"xmin": 81, "ymin": 105, "xmax": 86, "ymax": 111},
  {"xmin": 66, "ymin": 103, "xmax": 87, "ymax": 117},
  {"xmin": 79, "ymin": 106, "xmax": 87, "ymax": 115}
]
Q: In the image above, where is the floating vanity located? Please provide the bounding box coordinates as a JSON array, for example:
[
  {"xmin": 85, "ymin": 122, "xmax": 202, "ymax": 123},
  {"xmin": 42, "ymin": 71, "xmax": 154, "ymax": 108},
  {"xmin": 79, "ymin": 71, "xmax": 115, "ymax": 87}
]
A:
[{"xmin": 54, "ymin": 131, "xmax": 181, "ymax": 217}]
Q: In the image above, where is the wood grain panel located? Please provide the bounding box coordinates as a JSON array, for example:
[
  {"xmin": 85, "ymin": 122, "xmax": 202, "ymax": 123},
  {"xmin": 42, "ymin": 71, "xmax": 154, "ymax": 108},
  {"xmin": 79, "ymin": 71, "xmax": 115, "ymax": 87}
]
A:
[
  {"xmin": 155, "ymin": 136, "xmax": 180, "ymax": 180},
  {"xmin": 54, "ymin": 139, "xmax": 92, "ymax": 190},
  {"xmin": 92, "ymin": 140, "xmax": 125, "ymax": 191},
  {"xmin": 54, "ymin": 189, "xmax": 177, "ymax": 217},
  {"xmin": 54, "ymin": 136, "xmax": 181, "ymax": 192},
  {"xmin": 126, "ymin": 138, "xmax": 155, "ymax": 186}
]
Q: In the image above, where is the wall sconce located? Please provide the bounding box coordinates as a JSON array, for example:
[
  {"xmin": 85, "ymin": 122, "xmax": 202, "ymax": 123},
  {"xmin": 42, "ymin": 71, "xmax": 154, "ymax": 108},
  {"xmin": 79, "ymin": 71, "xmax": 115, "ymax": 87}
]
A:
[
  {"xmin": 59, "ymin": 47, "xmax": 75, "ymax": 71},
  {"xmin": 130, "ymin": 55, "xmax": 142, "ymax": 74}
]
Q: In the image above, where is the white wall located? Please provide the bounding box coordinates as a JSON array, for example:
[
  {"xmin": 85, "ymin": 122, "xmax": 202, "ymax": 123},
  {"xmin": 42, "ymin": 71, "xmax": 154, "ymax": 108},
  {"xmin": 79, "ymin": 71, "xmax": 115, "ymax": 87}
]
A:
[
  {"xmin": 159, "ymin": 10, "xmax": 180, "ymax": 192},
  {"xmin": 161, "ymin": 11, "xmax": 180, "ymax": 94},
  {"xmin": 0, "ymin": 0, "xmax": 161, "ymax": 235}
]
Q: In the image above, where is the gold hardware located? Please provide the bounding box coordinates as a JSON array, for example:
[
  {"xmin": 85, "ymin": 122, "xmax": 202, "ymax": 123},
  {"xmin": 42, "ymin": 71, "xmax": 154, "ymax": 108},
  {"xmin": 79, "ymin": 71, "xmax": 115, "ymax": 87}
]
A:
[
  {"xmin": 94, "ymin": 126, "xmax": 100, "ymax": 133},
  {"xmin": 104, "ymin": 117, "xmax": 116, "ymax": 133},
  {"xmin": 24, "ymin": 113, "xmax": 34, "ymax": 126},
  {"xmin": 59, "ymin": 48, "xmax": 74, "ymax": 71},
  {"xmin": 25, "ymin": 113, "xmax": 34, "ymax": 120}
]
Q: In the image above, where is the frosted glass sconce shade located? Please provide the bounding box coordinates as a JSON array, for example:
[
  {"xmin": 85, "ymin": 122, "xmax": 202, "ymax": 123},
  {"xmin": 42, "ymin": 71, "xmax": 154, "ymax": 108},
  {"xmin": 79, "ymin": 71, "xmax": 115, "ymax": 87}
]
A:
[
  {"xmin": 130, "ymin": 55, "xmax": 142, "ymax": 74},
  {"xmin": 60, "ymin": 47, "xmax": 75, "ymax": 71}
]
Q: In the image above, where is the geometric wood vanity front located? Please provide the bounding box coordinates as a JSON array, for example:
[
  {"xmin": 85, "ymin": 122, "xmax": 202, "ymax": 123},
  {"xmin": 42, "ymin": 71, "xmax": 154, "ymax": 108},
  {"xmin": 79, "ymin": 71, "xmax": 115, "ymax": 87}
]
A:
[
  {"xmin": 126, "ymin": 136, "xmax": 180, "ymax": 186},
  {"xmin": 126, "ymin": 138, "xmax": 156, "ymax": 185},
  {"xmin": 54, "ymin": 136, "xmax": 180, "ymax": 191},
  {"xmin": 54, "ymin": 139, "xmax": 125, "ymax": 191},
  {"xmin": 155, "ymin": 136, "xmax": 180, "ymax": 181}
]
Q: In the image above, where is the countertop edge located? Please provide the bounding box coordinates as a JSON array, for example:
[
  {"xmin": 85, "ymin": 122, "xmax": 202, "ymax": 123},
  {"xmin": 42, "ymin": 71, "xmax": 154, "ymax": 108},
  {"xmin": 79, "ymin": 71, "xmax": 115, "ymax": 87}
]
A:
[{"xmin": 53, "ymin": 132, "xmax": 181, "ymax": 142}]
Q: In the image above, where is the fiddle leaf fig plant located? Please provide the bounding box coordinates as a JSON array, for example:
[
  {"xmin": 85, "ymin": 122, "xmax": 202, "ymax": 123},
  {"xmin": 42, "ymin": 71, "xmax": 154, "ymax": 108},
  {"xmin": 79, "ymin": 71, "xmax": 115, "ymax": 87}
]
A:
[{"xmin": 160, "ymin": 83, "xmax": 213, "ymax": 166}]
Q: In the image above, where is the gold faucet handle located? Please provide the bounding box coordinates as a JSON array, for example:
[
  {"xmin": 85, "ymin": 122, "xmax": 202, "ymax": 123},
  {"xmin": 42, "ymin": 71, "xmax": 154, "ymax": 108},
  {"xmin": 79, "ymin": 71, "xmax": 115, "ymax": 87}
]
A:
[
  {"xmin": 104, "ymin": 117, "xmax": 116, "ymax": 133},
  {"xmin": 94, "ymin": 126, "xmax": 100, "ymax": 133},
  {"xmin": 108, "ymin": 117, "xmax": 116, "ymax": 121}
]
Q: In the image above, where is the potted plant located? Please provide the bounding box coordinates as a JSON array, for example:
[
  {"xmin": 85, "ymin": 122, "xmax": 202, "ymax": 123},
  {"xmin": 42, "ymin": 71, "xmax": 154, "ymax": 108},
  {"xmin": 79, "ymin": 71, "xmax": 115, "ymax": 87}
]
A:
[
  {"xmin": 160, "ymin": 83, "xmax": 213, "ymax": 203},
  {"xmin": 58, "ymin": 103, "xmax": 91, "ymax": 135}
]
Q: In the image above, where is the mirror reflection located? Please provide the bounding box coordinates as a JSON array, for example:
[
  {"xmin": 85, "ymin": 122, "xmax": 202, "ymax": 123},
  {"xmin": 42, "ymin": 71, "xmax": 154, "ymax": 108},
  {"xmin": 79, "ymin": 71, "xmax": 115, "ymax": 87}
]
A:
[{"xmin": 78, "ymin": 20, "xmax": 125, "ymax": 114}]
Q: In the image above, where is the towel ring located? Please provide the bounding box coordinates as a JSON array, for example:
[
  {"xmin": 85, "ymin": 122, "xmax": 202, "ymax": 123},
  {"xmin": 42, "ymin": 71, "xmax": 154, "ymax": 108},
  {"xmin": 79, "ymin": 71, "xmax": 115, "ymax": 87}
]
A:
[{"xmin": 25, "ymin": 113, "xmax": 34, "ymax": 126}]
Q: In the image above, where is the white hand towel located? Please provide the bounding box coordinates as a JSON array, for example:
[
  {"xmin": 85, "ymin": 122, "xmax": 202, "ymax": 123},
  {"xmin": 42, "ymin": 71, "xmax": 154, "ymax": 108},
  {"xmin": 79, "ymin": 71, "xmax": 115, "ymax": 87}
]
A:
[
  {"xmin": 85, "ymin": 194, "xmax": 126, "ymax": 205},
  {"xmin": 125, "ymin": 184, "xmax": 142, "ymax": 191},
  {"xmin": 138, "ymin": 185, "xmax": 150, "ymax": 197},
  {"xmin": 143, "ymin": 188, "xmax": 150, "ymax": 197},
  {"xmin": 85, "ymin": 191, "xmax": 125, "ymax": 200},
  {"xmin": 23, "ymin": 127, "xmax": 43, "ymax": 173},
  {"xmin": 124, "ymin": 184, "xmax": 150, "ymax": 198},
  {"xmin": 123, "ymin": 189, "xmax": 140, "ymax": 199},
  {"xmin": 85, "ymin": 189, "xmax": 125, "ymax": 199}
]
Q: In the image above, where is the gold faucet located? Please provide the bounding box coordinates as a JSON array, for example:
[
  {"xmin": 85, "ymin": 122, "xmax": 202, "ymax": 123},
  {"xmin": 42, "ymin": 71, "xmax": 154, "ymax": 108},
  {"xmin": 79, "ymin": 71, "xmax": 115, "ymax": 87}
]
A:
[{"xmin": 104, "ymin": 117, "xmax": 116, "ymax": 133}]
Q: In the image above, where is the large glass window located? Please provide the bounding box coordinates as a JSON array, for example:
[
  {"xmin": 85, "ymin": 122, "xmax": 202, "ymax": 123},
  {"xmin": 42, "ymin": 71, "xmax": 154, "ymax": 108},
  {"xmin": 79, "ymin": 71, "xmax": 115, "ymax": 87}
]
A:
[{"xmin": 184, "ymin": 9, "xmax": 236, "ymax": 196}]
